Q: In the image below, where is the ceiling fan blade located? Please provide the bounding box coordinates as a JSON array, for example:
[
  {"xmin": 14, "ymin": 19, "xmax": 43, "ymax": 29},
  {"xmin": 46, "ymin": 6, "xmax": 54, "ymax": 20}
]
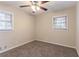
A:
[
  {"xmin": 41, "ymin": 1, "xmax": 49, "ymax": 4},
  {"xmin": 20, "ymin": 5, "xmax": 30, "ymax": 8},
  {"xmin": 40, "ymin": 6, "xmax": 48, "ymax": 11}
]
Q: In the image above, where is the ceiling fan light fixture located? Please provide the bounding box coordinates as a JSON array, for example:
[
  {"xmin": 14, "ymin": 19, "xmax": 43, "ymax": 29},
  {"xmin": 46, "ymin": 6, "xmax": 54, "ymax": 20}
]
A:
[
  {"xmin": 31, "ymin": 5, "xmax": 36, "ymax": 12},
  {"xmin": 20, "ymin": 1, "xmax": 48, "ymax": 13},
  {"xmin": 31, "ymin": 5, "xmax": 40, "ymax": 13},
  {"xmin": 36, "ymin": 6, "xmax": 40, "ymax": 11}
]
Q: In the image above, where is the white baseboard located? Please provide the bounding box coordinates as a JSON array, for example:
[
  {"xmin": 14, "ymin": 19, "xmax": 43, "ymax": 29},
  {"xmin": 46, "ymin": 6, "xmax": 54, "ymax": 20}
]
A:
[
  {"xmin": 0, "ymin": 40, "xmax": 34, "ymax": 53},
  {"xmin": 0, "ymin": 39, "xmax": 76, "ymax": 54},
  {"xmin": 35, "ymin": 39, "xmax": 76, "ymax": 49},
  {"xmin": 76, "ymin": 48, "xmax": 79, "ymax": 56}
]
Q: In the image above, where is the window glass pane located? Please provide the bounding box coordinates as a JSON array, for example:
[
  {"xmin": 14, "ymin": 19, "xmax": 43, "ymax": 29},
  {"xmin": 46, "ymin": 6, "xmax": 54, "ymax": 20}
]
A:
[
  {"xmin": 0, "ymin": 22, "xmax": 6, "ymax": 30},
  {"xmin": 5, "ymin": 22, "xmax": 12, "ymax": 29},
  {"xmin": 0, "ymin": 12, "xmax": 5, "ymax": 21},
  {"xmin": 0, "ymin": 11, "xmax": 12, "ymax": 30},
  {"xmin": 53, "ymin": 16, "xmax": 67, "ymax": 30},
  {"xmin": 5, "ymin": 13, "xmax": 12, "ymax": 21}
]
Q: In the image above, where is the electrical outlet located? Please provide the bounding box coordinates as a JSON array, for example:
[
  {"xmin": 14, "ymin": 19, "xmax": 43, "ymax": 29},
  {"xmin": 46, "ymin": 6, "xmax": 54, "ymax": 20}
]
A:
[{"xmin": 0, "ymin": 46, "xmax": 7, "ymax": 51}]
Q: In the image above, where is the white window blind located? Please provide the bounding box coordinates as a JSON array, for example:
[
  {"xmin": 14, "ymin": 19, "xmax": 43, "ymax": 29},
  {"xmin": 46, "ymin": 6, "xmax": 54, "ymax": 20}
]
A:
[
  {"xmin": 53, "ymin": 16, "xmax": 68, "ymax": 30},
  {"xmin": 0, "ymin": 11, "xmax": 12, "ymax": 31}
]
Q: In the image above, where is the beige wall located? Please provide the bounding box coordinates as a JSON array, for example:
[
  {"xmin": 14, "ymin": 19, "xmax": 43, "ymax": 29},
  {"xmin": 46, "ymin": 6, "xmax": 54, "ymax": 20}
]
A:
[
  {"xmin": 76, "ymin": 2, "xmax": 79, "ymax": 55},
  {"xmin": 0, "ymin": 3, "xmax": 76, "ymax": 53},
  {"xmin": 0, "ymin": 3, "xmax": 35, "ymax": 53},
  {"xmin": 36, "ymin": 6, "xmax": 76, "ymax": 48}
]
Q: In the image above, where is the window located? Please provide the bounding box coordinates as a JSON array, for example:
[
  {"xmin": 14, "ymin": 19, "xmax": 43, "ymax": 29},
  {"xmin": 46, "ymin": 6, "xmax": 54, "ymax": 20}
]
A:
[
  {"xmin": 53, "ymin": 16, "xmax": 68, "ymax": 30},
  {"xmin": 0, "ymin": 11, "xmax": 12, "ymax": 31}
]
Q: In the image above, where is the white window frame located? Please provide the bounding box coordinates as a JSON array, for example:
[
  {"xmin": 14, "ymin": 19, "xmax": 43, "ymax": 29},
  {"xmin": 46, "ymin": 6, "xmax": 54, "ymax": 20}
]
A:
[
  {"xmin": 0, "ymin": 10, "xmax": 14, "ymax": 31},
  {"xmin": 52, "ymin": 15, "xmax": 68, "ymax": 31}
]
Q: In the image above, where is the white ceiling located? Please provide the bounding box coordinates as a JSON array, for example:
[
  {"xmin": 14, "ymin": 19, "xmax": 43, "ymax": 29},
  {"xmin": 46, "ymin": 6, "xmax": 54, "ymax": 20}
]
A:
[{"xmin": 0, "ymin": 1, "xmax": 77, "ymax": 15}]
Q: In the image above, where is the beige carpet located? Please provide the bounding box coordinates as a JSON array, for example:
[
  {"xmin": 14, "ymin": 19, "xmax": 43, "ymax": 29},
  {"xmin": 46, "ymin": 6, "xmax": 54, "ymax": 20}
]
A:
[{"xmin": 0, "ymin": 40, "xmax": 78, "ymax": 57}]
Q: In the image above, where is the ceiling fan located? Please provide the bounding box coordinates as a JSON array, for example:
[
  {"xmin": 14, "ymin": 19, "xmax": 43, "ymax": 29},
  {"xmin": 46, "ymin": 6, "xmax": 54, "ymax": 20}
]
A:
[{"xmin": 19, "ymin": 1, "xmax": 49, "ymax": 13}]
